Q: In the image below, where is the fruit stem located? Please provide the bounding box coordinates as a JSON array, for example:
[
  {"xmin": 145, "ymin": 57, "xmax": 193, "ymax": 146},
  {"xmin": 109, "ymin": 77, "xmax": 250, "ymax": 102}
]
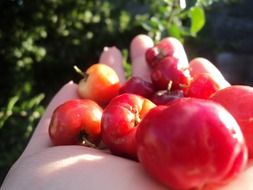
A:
[
  {"xmin": 79, "ymin": 130, "xmax": 97, "ymax": 148},
  {"xmin": 73, "ymin": 65, "xmax": 84, "ymax": 76},
  {"xmin": 133, "ymin": 105, "xmax": 141, "ymax": 126},
  {"xmin": 167, "ymin": 80, "xmax": 173, "ymax": 91},
  {"xmin": 73, "ymin": 65, "xmax": 89, "ymax": 81},
  {"xmin": 82, "ymin": 139, "xmax": 96, "ymax": 148},
  {"xmin": 135, "ymin": 114, "xmax": 141, "ymax": 126}
]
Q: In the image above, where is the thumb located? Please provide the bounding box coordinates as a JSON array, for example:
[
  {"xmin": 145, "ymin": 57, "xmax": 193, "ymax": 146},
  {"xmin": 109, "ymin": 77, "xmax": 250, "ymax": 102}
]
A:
[{"xmin": 22, "ymin": 81, "xmax": 79, "ymax": 157}]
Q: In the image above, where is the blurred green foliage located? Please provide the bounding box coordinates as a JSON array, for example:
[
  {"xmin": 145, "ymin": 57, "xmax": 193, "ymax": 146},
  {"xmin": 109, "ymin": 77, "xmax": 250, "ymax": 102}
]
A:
[
  {"xmin": 0, "ymin": 0, "xmax": 232, "ymax": 184},
  {"xmin": 141, "ymin": 0, "xmax": 206, "ymax": 41}
]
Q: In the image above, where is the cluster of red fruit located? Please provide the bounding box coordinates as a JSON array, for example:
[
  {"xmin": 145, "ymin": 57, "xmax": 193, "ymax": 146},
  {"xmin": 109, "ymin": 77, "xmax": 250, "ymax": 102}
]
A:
[{"xmin": 48, "ymin": 37, "xmax": 253, "ymax": 190}]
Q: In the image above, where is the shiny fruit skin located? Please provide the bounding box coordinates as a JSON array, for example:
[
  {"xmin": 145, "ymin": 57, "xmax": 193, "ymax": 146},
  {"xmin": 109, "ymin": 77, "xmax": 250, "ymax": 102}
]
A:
[
  {"xmin": 77, "ymin": 63, "xmax": 121, "ymax": 107},
  {"xmin": 151, "ymin": 56, "xmax": 190, "ymax": 91},
  {"xmin": 145, "ymin": 39, "xmax": 174, "ymax": 68},
  {"xmin": 186, "ymin": 73, "xmax": 220, "ymax": 99},
  {"xmin": 101, "ymin": 93, "xmax": 156, "ymax": 159},
  {"xmin": 136, "ymin": 98, "xmax": 247, "ymax": 190},
  {"xmin": 49, "ymin": 99, "xmax": 103, "ymax": 146},
  {"xmin": 189, "ymin": 57, "xmax": 230, "ymax": 89},
  {"xmin": 210, "ymin": 85, "xmax": 253, "ymax": 159},
  {"xmin": 151, "ymin": 89, "xmax": 184, "ymax": 105},
  {"xmin": 119, "ymin": 76, "xmax": 155, "ymax": 99}
]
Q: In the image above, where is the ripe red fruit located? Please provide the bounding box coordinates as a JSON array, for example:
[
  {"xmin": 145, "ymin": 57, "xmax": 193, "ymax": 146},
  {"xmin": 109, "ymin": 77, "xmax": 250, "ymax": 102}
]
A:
[
  {"xmin": 210, "ymin": 85, "xmax": 253, "ymax": 159},
  {"xmin": 119, "ymin": 76, "xmax": 155, "ymax": 99},
  {"xmin": 150, "ymin": 56, "xmax": 190, "ymax": 91},
  {"xmin": 76, "ymin": 63, "xmax": 121, "ymax": 107},
  {"xmin": 136, "ymin": 98, "xmax": 247, "ymax": 190},
  {"xmin": 189, "ymin": 57, "xmax": 230, "ymax": 89},
  {"xmin": 101, "ymin": 93, "xmax": 156, "ymax": 159},
  {"xmin": 186, "ymin": 73, "xmax": 220, "ymax": 99},
  {"xmin": 49, "ymin": 99, "xmax": 103, "ymax": 147},
  {"xmin": 150, "ymin": 89, "xmax": 184, "ymax": 105},
  {"xmin": 145, "ymin": 39, "xmax": 174, "ymax": 68}
]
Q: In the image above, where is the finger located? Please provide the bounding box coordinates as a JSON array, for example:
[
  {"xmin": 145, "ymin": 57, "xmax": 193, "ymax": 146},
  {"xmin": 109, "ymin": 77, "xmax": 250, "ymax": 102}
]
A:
[
  {"xmin": 99, "ymin": 46, "xmax": 126, "ymax": 84},
  {"xmin": 22, "ymin": 81, "xmax": 79, "ymax": 157},
  {"xmin": 159, "ymin": 37, "xmax": 189, "ymax": 68},
  {"xmin": 130, "ymin": 35, "xmax": 190, "ymax": 83},
  {"xmin": 189, "ymin": 57, "xmax": 225, "ymax": 78},
  {"xmin": 130, "ymin": 34, "xmax": 154, "ymax": 82},
  {"xmin": 189, "ymin": 57, "xmax": 231, "ymax": 88}
]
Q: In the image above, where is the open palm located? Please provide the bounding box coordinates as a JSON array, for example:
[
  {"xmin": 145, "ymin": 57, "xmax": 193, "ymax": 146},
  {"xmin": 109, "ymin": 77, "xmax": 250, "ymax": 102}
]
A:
[{"xmin": 1, "ymin": 35, "xmax": 253, "ymax": 190}]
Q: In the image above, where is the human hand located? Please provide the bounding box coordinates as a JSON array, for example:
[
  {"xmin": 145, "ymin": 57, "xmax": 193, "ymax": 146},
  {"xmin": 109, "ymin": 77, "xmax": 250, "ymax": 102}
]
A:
[
  {"xmin": 0, "ymin": 34, "xmax": 166, "ymax": 190},
  {"xmin": 1, "ymin": 34, "xmax": 253, "ymax": 190}
]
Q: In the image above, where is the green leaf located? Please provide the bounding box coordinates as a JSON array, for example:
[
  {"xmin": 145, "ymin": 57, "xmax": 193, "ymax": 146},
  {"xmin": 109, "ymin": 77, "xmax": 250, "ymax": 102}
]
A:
[
  {"xmin": 0, "ymin": 96, "xmax": 19, "ymax": 128},
  {"xmin": 168, "ymin": 24, "xmax": 182, "ymax": 40},
  {"xmin": 141, "ymin": 22, "xmax": 151, "ymax": 31},
  {"xmin": 149, "ymin": 17, "xmax": 161, "ymax": 29},
  {"xmin": 24, "ymin": 93, "xmax": 45, "ymax": 109},
  {"xmin": 188, "ymin": 6, "xmax": 205, "ymax": 36}
]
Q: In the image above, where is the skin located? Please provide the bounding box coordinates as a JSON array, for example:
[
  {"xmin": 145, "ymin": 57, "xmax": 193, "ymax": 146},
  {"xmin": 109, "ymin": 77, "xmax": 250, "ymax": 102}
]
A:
[
  {"xmin": 1, "ymin": 34, "xmax": 253, "ymax": 190},
  {"xmin": 99, "ymin": 46, "xmax": 126, "ymax": 84},
  {"xmin": 189, "ymin": 57, "xmax": 231, "ymax": 89}
]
